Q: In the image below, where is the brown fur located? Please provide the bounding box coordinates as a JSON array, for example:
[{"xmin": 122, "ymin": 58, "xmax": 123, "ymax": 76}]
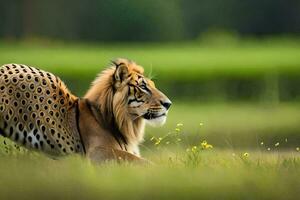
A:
[
  {"xmin": 0, "ymin": 59, "xmax": 170, "ymax": 163},
  {"xmin": 78, "ymin": 58, "xmax": 171, "ymax": 162}
]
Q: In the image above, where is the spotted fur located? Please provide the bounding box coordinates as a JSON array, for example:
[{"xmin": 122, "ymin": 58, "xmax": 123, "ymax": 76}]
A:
[
  {"xmin": 0, "ymin": 64, "xmax": 84, "ymax": 155},
  {"xmin": 0, "ymin": 59, "xmax": 171, "ymax": 162}
]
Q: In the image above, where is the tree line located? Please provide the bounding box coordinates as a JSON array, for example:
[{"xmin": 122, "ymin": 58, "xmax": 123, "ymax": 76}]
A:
[{"xmin": 0, "ymin": 0, "xmax": 299, "ymax": 41}]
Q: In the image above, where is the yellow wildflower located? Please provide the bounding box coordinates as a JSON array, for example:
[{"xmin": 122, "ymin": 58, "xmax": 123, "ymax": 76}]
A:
[
  {"xmin": 199, "ymin": 122, "xmax": 204, "ymax": 126},
  {"xmin": 176, "ymin": 123, "xmax": 183, "ymax": 127},
  {"xmin": 191, "ymin": 146, "xmax": 197, "ymax": 153},
  {"xmin": 175, "ymin": 128, "xmax": 180, "ymax": 132},
  {"xmin": 200, "ymin": 140, "xmax": 213, "ymax": 149},
  {"xmin": 243, "ymin": 152, "xmax": 249, "ymax": 158},
  {"xmin": 201, "ymin": 140, "xmax": 207, "ymax": 146}
]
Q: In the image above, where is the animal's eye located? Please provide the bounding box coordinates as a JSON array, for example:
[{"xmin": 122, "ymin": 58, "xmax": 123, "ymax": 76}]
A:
[{"xmin": 140, "ymin": 85, "xmax": 147, "ymax": 90}]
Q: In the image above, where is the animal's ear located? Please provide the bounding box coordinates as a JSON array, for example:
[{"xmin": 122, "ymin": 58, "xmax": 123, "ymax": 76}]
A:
[{"xmin": 114, "ymin": 62, "xmax": 129, "ymax": 82}]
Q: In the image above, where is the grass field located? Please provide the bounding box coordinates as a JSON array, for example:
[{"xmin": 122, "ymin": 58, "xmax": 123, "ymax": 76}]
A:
[
  {"xmin": 1, "ymin": 40, "xmax": 300, "ymax": 101},
  {"xmin": 1, "ymin": 39, "xmax": 300, "ymax": 80},
  {"xmin": 0, "ymin": 40, "xmax": 300, "ymax": 199},
  {"xmin": 0, "ymin": 146, "xmax": 299, "ymax": 200}
]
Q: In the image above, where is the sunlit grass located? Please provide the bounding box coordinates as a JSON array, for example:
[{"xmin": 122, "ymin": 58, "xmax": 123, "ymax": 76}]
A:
[
  {"xmin": 0, "ymin": 40, "xmax": 300, "ymax": 80},
  {"xmin": 1, "ymin": 40, "xmax": 300, "ymax": 199},
  {"xmin": 0, "ymin": 142, "xmax": 299, "ymax": 199},
  {"xmin": 146, "ymin": 102, "xmax": 300, "ymax": 148},
  {"xmin": 1, "ymin": 118, "xmax": 300, "ymax": 199}
]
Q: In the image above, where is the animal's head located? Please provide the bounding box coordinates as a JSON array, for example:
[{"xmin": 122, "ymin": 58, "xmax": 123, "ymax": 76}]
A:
[
  {"xmin": 85, "ymin": 58, "xmax": 171, "ymax": 130},
  {"xmin": 112, "ymin": 58, "xmax": 171, "ymax": 126}
]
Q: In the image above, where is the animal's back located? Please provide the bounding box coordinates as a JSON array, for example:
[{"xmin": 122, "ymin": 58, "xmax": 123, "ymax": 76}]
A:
[{"xmin": 0, "ymin": 64, "xmax": 84, "ymax": 155}]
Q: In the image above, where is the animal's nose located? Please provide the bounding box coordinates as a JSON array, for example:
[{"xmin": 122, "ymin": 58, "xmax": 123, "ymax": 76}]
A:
[{"xmin": 161, "ymin": 100, "xmax": 172, "ymax": 110}]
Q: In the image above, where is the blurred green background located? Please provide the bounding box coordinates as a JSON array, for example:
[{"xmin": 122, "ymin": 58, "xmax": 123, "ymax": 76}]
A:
[{"xmin": 0, "ymin": 0, "xmax": 300, "ymax": 149}]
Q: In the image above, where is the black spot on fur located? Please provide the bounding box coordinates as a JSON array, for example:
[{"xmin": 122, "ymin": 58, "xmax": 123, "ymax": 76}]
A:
[
  {"xmin": 29, "ymin": 123, "xmax": 34, "ymax": 129},
  {"xmin": 32, "ymin": 113, "xmax": 36, "ymax": 118},
  {"xmin": 4, "ymin": 121, "xmax": 8, "ymax": 129},
  {"xmin": 37, "ymin": 87, "xmax": 42, "ymax": 93},
  {"xmin": 23, "ymin": 130, "xmax": 27, "ymax": 138},
  {"xmin": 9, "ymin": 127, "xmax": 13, "ymax": 136},
  {"xmin": 18, "ymin": 124, "xmax": 23, "ymax": 131},
  {"xmin": 15, "ymin": 133, "xmax": 19, "ymax": 141}
]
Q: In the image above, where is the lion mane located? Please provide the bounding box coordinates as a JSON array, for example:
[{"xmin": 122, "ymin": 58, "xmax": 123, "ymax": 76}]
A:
[{"xmin": 78, "ymin": 59, "xmax": 149, "ymax": 162}]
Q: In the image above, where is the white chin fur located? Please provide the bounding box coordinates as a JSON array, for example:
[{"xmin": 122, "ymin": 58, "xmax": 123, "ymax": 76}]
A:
[{"xmin": 146, "ymin": 115, "xmax": 167, "ymax": 127}]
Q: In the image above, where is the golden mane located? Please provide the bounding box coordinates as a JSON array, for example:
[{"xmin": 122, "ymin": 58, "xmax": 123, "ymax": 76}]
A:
[{"xmin": 84, "ymin": 59, "xmax": 145, "ymax": 146}]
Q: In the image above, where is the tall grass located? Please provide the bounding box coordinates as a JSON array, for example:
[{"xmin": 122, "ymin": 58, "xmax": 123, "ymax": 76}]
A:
[{"xmin": 0, "ymin": 141, "xmax": 299, "ymax": 200}]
